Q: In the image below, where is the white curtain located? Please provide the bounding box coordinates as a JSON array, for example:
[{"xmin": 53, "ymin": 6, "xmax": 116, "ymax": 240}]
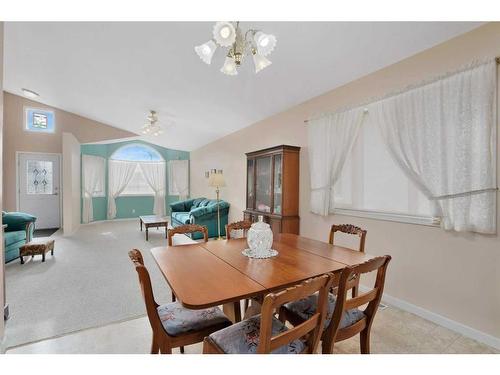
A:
[
  {"xmin": 82, "ymin": 155, "xmax": 105, "ymax": 223},
  {"xmin": 107, "ymin": 160, "xmax": 137, "ymax": 219},
  {"xmin": 139, "ymin": 161, "xmax": 166, "ymax": 217},
  {"xmin": 308, "ymin": 108, "xmax": 367, "ymax": 215},
  {"xmin": 371, "ymin": 60, "xmax": 497, "ymax": 233},
  {"xmin": 168, "ymin": 160, "xmax": 190, "ymax": 200}
]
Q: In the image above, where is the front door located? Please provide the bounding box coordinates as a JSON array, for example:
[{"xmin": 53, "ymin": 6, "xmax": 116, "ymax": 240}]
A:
[{"xmin": 18, "ymin": 153, "xmax": 61, "ymax": 229}]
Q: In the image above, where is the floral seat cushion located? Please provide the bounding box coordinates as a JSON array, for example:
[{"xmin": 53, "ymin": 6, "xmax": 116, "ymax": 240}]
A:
[
  {"xmin": 157, "ymin": 302, "xmax": 231, "ymax": 337},
  {"xmin": 208, "ymin": 315, "xmax": 305, "ymax": 354},
  {"xmin": 284, "ymin": 292, "xmax": 365, "ymax": 329}
]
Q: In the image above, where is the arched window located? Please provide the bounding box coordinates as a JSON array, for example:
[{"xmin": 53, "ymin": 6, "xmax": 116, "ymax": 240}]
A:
[
  {"xmin": 110, "ymin": 144, "xmax": 163, "ymax": 162},
  {"xmin": 110, "ymin": 144, "xmax": 164, "ymax": 196}
]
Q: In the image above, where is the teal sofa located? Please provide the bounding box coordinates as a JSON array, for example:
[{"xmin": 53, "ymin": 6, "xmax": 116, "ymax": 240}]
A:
[
  {"xmin": 3, "ymin": 211, "xmax": 36, "ymax": 263},
  {"xmin": 169, "ymin": 198, "xmax": 230, "ymax": 239}
]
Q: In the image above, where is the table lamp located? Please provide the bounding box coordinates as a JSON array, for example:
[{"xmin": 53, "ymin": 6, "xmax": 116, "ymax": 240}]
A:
[{"xmin": 208, "ymin": 169, "xmax": 226, "ymax": 240}]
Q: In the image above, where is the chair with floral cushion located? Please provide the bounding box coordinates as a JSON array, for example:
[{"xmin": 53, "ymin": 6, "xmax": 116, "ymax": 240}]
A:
[
  {"xmin": 203, "ymin": 273, "xmax": 334, "ymax": 354},
  {"xmin": 225, "ymin": 220, "xmax": 252, "ymax": 240},
  {"xmin": 329, "ymin": 224, "xmax": 367, "ymax": 297},
  {"xmin": 226, "ymin": 220, "xmax": 254, "ymax": 313},
  {"xmin": 279, "ymin": 255, "xmax": 391, "ymax": 354},
  {"xmin": 167, "ymin": 224, "xmax": 208, "ymax": 303},
  {"xmin": 167, "ymin": 224, "xmax": 208, "ymax": 246},
  {"xmin": 128, "ymin": 249, "xmax": 232, "ymax": 354}
]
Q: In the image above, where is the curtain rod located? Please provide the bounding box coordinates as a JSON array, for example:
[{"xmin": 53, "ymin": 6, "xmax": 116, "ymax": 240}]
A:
[{"xmin": 304, "ymin": 57, "xmax": 500, "ymax": 124}]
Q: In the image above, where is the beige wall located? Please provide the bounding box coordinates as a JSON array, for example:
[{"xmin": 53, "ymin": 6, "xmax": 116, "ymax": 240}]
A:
[
  {"xmin": 2, "ymin": 92, "xmax": 136, "ymax": 212},
  {"xmin": 191, "ymin": 23, "xmax": 500, "ymax": 343},
  {"xmin": 0, "ymin": 21, "xmax": 5, "ymax": 349},
  {"xmin": 62, "ymin": 132, "xmax": 81, "ymax": 236}
]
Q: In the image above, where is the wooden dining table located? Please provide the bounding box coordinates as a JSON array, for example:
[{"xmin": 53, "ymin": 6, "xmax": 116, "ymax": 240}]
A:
[{"xmin": 150, "ymin": 232, "xmax": 376, "ymax": 323}]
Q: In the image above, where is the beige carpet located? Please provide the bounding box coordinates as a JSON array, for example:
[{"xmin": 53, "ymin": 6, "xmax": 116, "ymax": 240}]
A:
[{"xmin": 4, "ymin": 219, "xmax": 181, "ymax": 348}]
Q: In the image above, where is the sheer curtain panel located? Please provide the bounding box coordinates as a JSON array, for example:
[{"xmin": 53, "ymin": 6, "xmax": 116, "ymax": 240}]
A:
[
  {"xmin": 107, "ymin": 160, "xmax": 137, "ymax": 219},
  {"xmin": 371, "ymin": 59, "xmax": 497, "ymax": 233},
  {"xmin": 308, "ymin": 108, "xmax": 367, "ymax": 215},
  {"xmin": 139, "ymin": 161, "xmax": 167, "ymax": 217},
  {"xmin": 82, "ymin": 155, "xmax": 105, "ymax": 223},
  {"xmin": 168, "ymin": 160, "xmax": 190, "ymax": 200}
]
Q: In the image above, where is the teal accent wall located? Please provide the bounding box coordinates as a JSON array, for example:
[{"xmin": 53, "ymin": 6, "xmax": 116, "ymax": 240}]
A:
[{"xmin": 81, "ymin": 140, "xmax": 189, "ymax": 223}]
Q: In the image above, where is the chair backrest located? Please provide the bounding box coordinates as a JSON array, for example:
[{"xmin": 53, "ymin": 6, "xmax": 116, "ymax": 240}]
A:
[
  {"xmin": 128, "ymin": 249, "xmax": 165, "ymax": 337},
  {"xmin": 225, "ymin": 220, "xmax": 252, "ymax": 240},
  {"xmin": 168, "ymin": 224, "xmax": 208, "ymax": 246},
  {"xmin": 329, "ymin": 224, "xmax": 367, "ymax": 252},
  {"xmin": 258, "ymin": 274, "xmax": 334, "ymax": 354},
  {"xmin": 325, "ymin": 256, "xmax": 391, "ymax": 341}
]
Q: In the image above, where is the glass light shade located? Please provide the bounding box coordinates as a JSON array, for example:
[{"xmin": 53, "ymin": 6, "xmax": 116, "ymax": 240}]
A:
[
  {"xmin": 220, "ymin": 56, "xmax": 238, "ymax": 76},
  {"xmin": 208, "ymin": 172, "xmax": 226, "ymax": 187},
  {"xmin": 254, "ymin": 31, "xmax": 277, "ymax": 56},
  {"xmin": 213, "ymin": 22, "xmax": 236, "ymax": 47},
  {"xmin": 253, "ymin": 53, "xmax": 272, "ymax": 73},
  {"xmin": 194, "ymin": 40, "xmax": 217, "ymax": 64}
]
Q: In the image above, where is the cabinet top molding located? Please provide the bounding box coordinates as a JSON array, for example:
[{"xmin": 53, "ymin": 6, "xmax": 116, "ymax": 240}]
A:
[{"xmin": 245, "ymin": 144, "xmax": 301, "ymax": 157}]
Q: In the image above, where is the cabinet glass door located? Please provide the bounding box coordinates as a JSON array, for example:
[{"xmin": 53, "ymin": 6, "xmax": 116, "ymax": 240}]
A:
[
  {"xmin": 273, "ymin": 154, "xmax": 282, "ymax": 214},
  {"xmin": 255, "ymin": 156, "xmax": 272, "ymax": 213},
  {"xmin": 247, "ymin": 159, "xmax": 255, "ymax": 209}
]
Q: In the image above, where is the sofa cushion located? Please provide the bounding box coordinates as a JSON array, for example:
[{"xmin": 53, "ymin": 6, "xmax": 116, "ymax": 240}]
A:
[
  {"xmin": 172, "ymin": 212, "xmax": 191, "ymax": 225},
  {"xmin": 3, "ymin": 212, "xmax": 37, "ymax": 232},
  {"xmin": 4, "ymin": 230, "xmax": 27, "ymax": 247},
  {"xmin": 208, "ymin": 315, "xmax": 305, "ymax": 354},
  {"xmin": 157, "ymin": 302, "xmax": 231, "ymax": 337},
  {"xmin": 284, "ymin": 292, "xmax": 365, "ymax": 330},
  {"xmin": 191, "ymin": 198, "xmax": 206, "ymax": 208}
]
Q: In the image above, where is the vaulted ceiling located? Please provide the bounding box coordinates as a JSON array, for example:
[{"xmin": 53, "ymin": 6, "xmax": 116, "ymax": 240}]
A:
[{"xmin": 4, "ymin": 22, "xmax": 482, "ymax": 151}]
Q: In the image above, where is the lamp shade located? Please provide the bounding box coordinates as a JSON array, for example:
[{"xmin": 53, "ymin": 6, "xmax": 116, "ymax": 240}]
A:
[
  {"xmin": 253, "ymin": 31, "xmax": 277, "ymax": 56},
  {"xmin": 220, "ymin": 56, "xmax": 238, "ymax": 76},
  {"xmin": 195, "ymin": 40, "xmax": 217, "ymax": 64},
  {"xmin": 213, "ymin": 22, "xmax": 236, "ymax": 47},
  {"xmin": 253, "ymin": 52, "xmax": 272, "ymax": 73},
  {"xmin": 208, "ymin": 172, "xmax": 226, "ymax": 187}
]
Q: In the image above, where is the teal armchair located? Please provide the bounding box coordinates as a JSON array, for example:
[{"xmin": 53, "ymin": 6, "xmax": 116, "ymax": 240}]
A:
[
  {"xmin": 170, "ymin": 198, "xmax": 230, "ymax": 239},
  {"xmin": 2, "ymin": 211, "xmax": 37, "ymax": 263}
]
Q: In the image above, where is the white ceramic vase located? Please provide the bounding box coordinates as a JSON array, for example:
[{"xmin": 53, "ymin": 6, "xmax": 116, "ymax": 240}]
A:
[{"xmin": 246, "ymin": 215, "xmax": 275, "ymax": 258}]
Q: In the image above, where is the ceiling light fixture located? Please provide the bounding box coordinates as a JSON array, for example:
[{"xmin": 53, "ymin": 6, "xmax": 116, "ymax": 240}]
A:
[
  {"xmin": 22, "ymin": 88, "xmax": 40, "ymax": 99},
  {"xmin": 140, "ymin": 110, "xmax": 163, "ymax": 136},
  {"xmin": 195, "ymin": 22, "xmax": 277, "ymax": 76}
]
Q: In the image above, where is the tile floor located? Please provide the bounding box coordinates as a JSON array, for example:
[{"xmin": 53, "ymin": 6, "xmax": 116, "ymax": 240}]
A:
[{"xmin": 7, "ymin": 304, "xmax": 499, "ymax": 354}]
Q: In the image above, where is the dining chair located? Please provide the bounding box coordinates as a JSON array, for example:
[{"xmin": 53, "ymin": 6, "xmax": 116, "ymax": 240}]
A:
[
  {"xmin": 329, "ymin": 224, "xmax": 367, "ymax": 297},
  {"xmin": 225, "ymin": 220, "xmax": 252, "ymax": 240},
  {"xmin": 128, "ymin": 249, "xmax": 232, "ymax": 354},
  {"xmin": 203, "ymin": 273, "xmax": 334, "ymax": 354},
  {"xmin": 279, "ymin": 255, "xmax": 391, "ymax": 354},
  {"xmin": 167, "ymin": 224, "xmax": 208, "ymax": 302},
  {"xmin": 167, "ymin": 224, "xmax": 208, "ymax": 246},
  {"xmin": 225, "ymin": 220, "xmax": 254, "ymax": 312}
]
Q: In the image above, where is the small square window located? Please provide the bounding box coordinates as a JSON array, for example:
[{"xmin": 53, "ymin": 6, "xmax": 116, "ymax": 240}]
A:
[{"xmin": 25, "ymin": 107, "xmax": 55, "ymax": 133}]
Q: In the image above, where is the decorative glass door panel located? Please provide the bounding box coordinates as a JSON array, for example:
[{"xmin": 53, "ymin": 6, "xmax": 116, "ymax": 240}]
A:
[
  {"xmin": 247, "ymin": 159, "xmax": 255, "ymax": 209},
  {"xmin": 27, "ymin": 160, "xmax": 54, "ymax": 195},
  {"xmin": 255, "ymin": 156, "xmax": 272, "ymax": 213},
  {"xmin": 273, "ymin": 154, "xmax": 282, "ymax": 214}
]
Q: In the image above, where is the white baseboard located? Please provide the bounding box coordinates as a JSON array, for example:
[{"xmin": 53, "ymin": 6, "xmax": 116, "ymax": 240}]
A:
[
  {"xmin": 81, "ymin": 217, "xmax": 137, "ymax": 226},
  {"xmin": 360, "ymin": 285, "xmax": 500, "ymax": 350}
]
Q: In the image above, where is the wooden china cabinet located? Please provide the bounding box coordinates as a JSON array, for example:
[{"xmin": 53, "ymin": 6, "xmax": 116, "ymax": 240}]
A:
[{"xmin": 244, "ymin": 145, "xmax": 300, "ymax": 236}]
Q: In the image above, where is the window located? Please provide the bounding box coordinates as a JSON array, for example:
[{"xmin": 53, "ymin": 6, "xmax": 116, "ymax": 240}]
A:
[
  {"xmin": 111, "ymin": 144, "xmax": 162, "ymax": 162},
  {"xmin": 25, "ymin": 107, "xmax": 55, "ymax": 133},
  {"xmin": 333, "ymin": 120, "xmax": 434, "ymax": 223},
  {"xmin": 110, "ymin": 144, "xmax": 163, "ymax": 196},
  {"xmin": 121, "ymin": 166, "xmax": 155, "ymax": 196},
  {"xmin": 82, "ymin": 155, "xmax": 106, "ymax": 197}
]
